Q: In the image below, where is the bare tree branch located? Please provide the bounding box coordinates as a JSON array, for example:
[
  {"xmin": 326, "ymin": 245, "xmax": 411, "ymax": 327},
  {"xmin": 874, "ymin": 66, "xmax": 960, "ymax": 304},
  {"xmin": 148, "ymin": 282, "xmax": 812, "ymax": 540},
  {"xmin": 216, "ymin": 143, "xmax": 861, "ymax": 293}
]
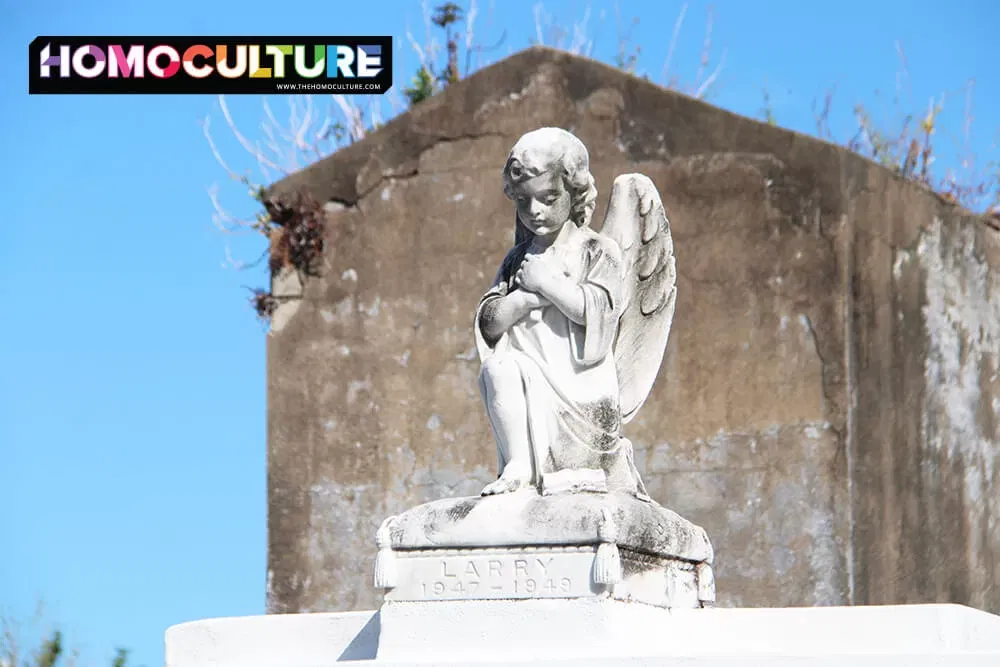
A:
[
  {"xmin": 692, "ymin": 5, "xmax": 716, "ymax": 96},
  {"xmin": 218, "ymin": 95, "xmax": 284, "ymax": 175},
  {"xmin": 533, "ymin": 2, "xmax": 546, "ymax": 45},
  {"xmin": 464, "ymin": 0, "xmax": 478, "ymax": 75},
  {"xmin": 661, "ymin": 3, "xmax": 687, "ymax": 86},
  {"xmin": 694, "ymin": 47, "xmax": 726, "ymax": 99},
  {"xmin": 333, "ymin": 95, "xmax": 367, "ymax": 142},
  {"xmin": 200, "ymin": 115, "xmax": 243, "ymax": 183},
  {"xmin": 568, "ymin": 6, "xmax": 592, "ymax": 55},
  {"xmin": 208, "ymin": 184, "xmax": 256, "ymax": 234}
]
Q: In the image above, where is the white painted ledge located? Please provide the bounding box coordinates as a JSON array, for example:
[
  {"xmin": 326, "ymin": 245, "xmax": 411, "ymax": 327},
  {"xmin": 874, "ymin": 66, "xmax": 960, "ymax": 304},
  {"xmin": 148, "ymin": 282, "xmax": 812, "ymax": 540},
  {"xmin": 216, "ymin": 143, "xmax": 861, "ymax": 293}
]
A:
[{"xmin": 166, "ymin": 601, "xmax": 1000, "ymax": 666}]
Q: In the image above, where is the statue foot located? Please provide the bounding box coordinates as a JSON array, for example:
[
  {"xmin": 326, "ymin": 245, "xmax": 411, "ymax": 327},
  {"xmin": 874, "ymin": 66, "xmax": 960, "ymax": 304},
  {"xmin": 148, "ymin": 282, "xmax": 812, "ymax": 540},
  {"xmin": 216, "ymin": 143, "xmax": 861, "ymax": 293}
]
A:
[{"xmin": 481, "ymin": 468, "xmax": 531, "ymax": 496}]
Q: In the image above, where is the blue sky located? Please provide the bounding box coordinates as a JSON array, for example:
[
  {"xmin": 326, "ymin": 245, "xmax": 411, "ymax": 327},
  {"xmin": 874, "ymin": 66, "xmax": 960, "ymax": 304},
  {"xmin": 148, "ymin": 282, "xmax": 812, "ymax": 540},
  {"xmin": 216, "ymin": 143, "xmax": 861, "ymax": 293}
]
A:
[{"xmin": 2, "ymin": 1, "xmax": 997, "ymax": 666}]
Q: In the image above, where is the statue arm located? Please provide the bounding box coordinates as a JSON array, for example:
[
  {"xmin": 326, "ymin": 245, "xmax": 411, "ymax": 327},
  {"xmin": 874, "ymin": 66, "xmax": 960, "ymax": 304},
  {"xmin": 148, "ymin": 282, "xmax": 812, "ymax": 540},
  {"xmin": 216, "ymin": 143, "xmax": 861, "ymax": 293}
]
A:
[
  {"xmin": 578, "ymin": 241, "xmax": 626, "ymax": 364},
  {"xmin": 537, "ymin": 278, "xmax": 585, "ymax": 325},
  {"xmin": 532, "ymin": 240, "xmax": 621, "ymax": 331},
  {"xmin": 479, "ymin": 290, "xmax": 548, "ymax": 344}
]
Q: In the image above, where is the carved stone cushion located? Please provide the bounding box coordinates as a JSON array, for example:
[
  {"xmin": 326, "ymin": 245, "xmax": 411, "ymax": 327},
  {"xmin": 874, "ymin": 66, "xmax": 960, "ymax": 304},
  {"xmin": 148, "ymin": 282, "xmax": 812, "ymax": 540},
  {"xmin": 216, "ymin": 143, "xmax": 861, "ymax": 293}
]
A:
[{"xmin": 384, "ymin": 490, "xmax": 714, "ymax": 564}]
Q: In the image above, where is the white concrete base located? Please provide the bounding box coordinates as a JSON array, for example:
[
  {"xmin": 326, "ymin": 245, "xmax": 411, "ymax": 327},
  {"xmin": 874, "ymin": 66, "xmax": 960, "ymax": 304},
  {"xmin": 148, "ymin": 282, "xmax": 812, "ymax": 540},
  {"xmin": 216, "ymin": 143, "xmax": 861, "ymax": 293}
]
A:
[{"xmin": 166, "ymin": 601, "xmax": 1000, "ymax": 666}]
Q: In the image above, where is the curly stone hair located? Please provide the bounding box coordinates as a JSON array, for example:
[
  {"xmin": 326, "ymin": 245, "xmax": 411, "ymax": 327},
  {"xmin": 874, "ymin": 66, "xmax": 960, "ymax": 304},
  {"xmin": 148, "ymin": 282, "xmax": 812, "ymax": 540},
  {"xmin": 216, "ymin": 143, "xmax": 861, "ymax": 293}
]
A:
[{"xmin": 502, "ymin": 128, "xmax": 598, "ymax": 244}]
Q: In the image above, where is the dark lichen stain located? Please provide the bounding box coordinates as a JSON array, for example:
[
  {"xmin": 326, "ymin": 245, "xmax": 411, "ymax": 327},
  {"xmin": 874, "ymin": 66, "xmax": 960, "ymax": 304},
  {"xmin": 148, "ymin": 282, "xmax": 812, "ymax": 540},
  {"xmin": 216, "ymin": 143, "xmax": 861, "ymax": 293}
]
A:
[
  {"xmin": 520, "ymin": 494, "xmax": 594, "ymax": 535},
  {"xmin": 444, "ymin": 498, "xmax": 479, "ymax": 523},
  {"xmin": 619, "ymin": 547, "xmax": 670, "ymax": 575},
  {"xmin": 584, "ymin": 398, "xmax": 621, "ymax": 438}
]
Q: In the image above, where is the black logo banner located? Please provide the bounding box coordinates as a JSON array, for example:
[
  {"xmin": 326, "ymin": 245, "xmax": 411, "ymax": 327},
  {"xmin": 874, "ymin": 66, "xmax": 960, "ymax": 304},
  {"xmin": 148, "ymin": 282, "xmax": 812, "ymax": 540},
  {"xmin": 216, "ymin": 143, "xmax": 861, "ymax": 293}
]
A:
[{"xmin": 29, "ymin": 36, "xmax": 393, "ymax": 95}]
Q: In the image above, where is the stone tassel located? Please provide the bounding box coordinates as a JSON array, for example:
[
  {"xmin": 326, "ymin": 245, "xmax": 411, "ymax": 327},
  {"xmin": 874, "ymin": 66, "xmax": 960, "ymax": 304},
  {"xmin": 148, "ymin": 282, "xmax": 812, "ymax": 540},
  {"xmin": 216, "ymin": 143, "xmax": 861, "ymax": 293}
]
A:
[
  {"xmin": 373, "ymin": 516, "xmax": 397, "ymax": 590},
  {"xmin": 697, "ymin": 561, "xmax": 716, "ymax": 607},
  {"xmin": 594, "ymin": 508, "xmax": 622, "ymax": 585}
]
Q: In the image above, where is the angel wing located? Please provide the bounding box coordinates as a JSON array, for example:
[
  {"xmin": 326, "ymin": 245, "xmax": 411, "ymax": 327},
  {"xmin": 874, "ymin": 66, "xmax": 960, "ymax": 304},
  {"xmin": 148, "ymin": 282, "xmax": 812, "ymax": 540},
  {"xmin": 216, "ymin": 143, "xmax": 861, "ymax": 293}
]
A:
[{"xmin": 599, "ymin": 174, "xmax": 677, "ymax": 424}]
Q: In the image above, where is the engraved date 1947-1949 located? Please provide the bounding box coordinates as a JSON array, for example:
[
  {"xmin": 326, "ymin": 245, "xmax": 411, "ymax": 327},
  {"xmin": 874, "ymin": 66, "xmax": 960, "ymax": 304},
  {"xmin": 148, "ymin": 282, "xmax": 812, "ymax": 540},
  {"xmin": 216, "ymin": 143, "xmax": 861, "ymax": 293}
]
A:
[{"xmin": 419, "ymin": 556, "xmax": 574, "ymax": 598}]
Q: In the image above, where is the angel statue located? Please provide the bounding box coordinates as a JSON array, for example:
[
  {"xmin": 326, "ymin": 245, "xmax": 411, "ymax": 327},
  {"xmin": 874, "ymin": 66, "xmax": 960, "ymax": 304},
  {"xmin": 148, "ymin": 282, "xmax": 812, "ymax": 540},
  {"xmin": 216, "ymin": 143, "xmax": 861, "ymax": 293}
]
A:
[{"xmin": 474, "ymin": 127, "xmax": 677, "ymax": 499}]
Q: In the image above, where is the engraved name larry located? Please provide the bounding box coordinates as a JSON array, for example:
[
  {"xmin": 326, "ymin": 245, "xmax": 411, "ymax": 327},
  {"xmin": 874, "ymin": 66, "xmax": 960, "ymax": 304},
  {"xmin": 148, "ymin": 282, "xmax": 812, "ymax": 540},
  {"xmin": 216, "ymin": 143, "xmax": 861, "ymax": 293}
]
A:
[{"xmin": 419, "ymin": 554, "xmax": 575, "ymax": 598}]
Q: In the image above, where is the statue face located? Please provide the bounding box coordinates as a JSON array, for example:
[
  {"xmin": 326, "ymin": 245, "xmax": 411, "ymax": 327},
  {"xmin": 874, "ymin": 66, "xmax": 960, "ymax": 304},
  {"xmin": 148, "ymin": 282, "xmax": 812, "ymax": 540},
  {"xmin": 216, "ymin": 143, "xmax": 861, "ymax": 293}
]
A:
[{"xmin": 511, "ymin": 170, "xmax": 572, "ymax": 237}]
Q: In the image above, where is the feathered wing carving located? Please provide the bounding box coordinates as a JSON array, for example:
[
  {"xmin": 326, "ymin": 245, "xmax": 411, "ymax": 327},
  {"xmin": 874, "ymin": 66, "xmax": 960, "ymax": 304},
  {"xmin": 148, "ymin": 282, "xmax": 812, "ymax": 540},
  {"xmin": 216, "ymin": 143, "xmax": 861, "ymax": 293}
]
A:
[{"xmin": 599, "ymin": 174, "xmax": 677, "ymax": 424}]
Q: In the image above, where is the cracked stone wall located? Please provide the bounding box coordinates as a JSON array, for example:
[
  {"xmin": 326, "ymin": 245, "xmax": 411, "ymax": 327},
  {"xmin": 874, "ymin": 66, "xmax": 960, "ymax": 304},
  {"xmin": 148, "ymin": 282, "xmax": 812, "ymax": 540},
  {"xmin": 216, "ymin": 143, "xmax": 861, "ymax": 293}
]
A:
[{"xmin": 265, "ymin": 47, "xmax": 1000, "ymax": 614}]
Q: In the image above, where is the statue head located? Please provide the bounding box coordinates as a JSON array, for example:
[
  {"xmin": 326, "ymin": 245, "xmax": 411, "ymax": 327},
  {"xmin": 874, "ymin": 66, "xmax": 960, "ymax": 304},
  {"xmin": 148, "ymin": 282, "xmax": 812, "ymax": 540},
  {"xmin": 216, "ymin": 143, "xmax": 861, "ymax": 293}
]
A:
[{"xmin": 502, "ymin": 127, "xmax": 598, "ymax": 245}]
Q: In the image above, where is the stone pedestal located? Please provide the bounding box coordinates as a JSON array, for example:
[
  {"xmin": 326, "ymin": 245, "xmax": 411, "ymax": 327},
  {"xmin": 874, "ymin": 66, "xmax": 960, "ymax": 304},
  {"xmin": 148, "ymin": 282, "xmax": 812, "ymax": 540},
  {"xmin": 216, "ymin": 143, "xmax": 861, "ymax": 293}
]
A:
[{"xmin": 373, "ymin": 490, "xmax": 715, "ymax": 610}]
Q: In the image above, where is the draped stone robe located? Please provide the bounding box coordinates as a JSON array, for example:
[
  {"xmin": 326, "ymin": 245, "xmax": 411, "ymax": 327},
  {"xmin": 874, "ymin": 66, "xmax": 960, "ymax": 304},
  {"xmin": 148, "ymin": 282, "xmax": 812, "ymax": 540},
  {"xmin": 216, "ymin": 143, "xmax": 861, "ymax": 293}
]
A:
[{"xmin": 474, "ymin": 225, "xmax": 644, "ymax": 495}]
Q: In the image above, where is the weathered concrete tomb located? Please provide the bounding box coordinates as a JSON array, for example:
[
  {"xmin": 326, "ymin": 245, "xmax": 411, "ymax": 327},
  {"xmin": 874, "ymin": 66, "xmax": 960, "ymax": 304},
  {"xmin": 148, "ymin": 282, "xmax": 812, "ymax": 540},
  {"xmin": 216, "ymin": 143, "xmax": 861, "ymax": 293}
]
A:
[{"xmin": 265, "ymin": 47, "xmax": 1000, "ymax": 615}]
